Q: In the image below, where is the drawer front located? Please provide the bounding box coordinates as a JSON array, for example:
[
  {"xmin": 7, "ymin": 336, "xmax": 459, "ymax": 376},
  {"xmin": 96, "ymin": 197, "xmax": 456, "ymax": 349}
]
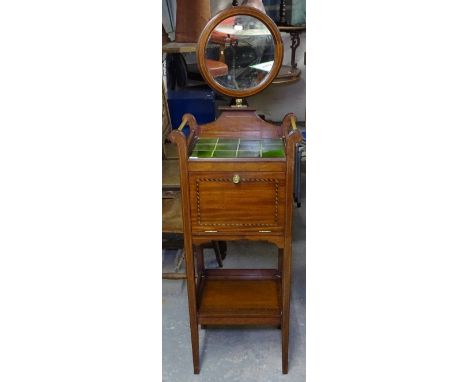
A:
[{"xmin": 189, "ymin": 172, "xmax": 285, "ymax": 233}]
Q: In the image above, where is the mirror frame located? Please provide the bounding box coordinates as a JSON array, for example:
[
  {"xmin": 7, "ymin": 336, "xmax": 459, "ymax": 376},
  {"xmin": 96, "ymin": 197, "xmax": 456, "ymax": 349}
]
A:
[{"xmin": 196, "ymin": 6, "xmax": 283, "ymax": 98}]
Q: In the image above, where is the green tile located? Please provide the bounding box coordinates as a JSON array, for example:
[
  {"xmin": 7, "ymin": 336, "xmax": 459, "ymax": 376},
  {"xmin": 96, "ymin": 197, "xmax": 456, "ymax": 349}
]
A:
[
  {"xmin": 237, "ymin": 150, "xmax": 260, "ymax": 158},
  {"xmin": 261, "ymin": 148, "xmax": 285, "ymax": 158},
  {"xmin": 239, "ymin": 142, "xmax": 260, "ymax": 148},
  {"xmin": 263, "ymin": 138, "xmax": 283, "ymax": 144},
  {"xmin": 240, "ymin": 140, "xmax": 261, "ymax": 144},
  {"xmin": 217, "ymin": 138, "xmax": 240, "ymax": 144},
  {"xmin": 239, "ymin": 142, "xmax": 260, "ymax": 150},
  {"xmin": 190, "ymin": 150, "xmax": 213, "ymax": 158},
  {"xmin": 216, "ymin": 143, "xmax": 239, "ymax": 150},
  {"xmin": 197, "ymin": 138, "xmax": 218, "ymax": 144},
  {"xmin": 212, "ymin": 150, "xmax": 237, "ymax": 158},
  {"xmin": 194, "ymin": 144, "xmax": 215, "ymax": 150},
  {"xmin": 191, "ymin": 137, "xmax": 284, "ymax": 158},
  {"xmin": 263, "ymin": 144, "xmax": 284, "ymax": 150}
]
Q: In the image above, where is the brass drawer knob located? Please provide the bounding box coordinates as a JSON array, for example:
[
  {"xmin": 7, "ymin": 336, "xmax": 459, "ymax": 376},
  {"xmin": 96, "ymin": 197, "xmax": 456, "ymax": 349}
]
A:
[{"xmin": 232, "ymin": 174, "xmax": 240, "ymax": 184}]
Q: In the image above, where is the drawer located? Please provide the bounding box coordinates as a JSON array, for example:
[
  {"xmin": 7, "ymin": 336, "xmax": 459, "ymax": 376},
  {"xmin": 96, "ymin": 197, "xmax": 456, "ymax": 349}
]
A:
[{"xmin": 189, "ymin": 172, "xmax": 285, "ymax": 234}]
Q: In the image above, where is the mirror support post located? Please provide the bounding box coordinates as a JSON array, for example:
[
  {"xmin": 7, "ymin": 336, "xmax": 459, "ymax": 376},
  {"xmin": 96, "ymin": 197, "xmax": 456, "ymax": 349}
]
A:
[{"xmin": 228, "ymin": 97, "xmax": 249, "ymax": 107}]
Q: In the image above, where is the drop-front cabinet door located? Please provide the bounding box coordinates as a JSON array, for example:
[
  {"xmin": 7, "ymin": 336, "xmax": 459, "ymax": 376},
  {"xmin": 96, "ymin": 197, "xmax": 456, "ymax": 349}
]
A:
[{"xmin": 189, "ymin": 172, "xmax": 286, "ymax": 234}]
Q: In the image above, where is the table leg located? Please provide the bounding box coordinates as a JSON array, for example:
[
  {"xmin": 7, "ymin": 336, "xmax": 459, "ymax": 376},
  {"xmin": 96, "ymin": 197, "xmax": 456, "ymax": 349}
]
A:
[
  {"xmin": 281, "ymin": 244, "xmax": 292, "ymax": 374},
  {"xmin": 185, "ymin": 243, "xmax": 200, "ymax": 373}
]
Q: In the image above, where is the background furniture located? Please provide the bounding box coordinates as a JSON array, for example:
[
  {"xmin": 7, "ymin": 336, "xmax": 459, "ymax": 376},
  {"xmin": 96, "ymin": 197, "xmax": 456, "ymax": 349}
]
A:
[
  {"xmin": 166, "ymin": 88, "xmax": 216, "ymax": 129},
  {"xmin": 272, "ymin": 25, "xmax": 305, "ymax": 84},
  {"xmin": 162, "ymin": 84, "xmax": 226, "ymax": 279}
]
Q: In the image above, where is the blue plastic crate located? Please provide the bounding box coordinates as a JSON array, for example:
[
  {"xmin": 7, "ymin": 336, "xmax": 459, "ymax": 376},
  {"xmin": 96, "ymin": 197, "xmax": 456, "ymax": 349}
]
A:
[{"xmin": 167, "ymin": 88, "xmax": 216, "ymax": 135}]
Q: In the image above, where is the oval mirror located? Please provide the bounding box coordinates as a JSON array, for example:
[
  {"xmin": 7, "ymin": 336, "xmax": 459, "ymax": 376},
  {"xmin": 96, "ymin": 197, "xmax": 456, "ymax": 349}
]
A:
[{"xmin": 197, "ymin": 6, "xmax": 283, "ymax": 98}]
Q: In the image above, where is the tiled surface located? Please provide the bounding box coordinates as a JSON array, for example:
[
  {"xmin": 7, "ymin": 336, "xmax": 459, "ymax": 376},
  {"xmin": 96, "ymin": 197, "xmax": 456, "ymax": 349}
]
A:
[{"xmin": 190, "ymin": 138, "xmax": 285, "ymax": 159}]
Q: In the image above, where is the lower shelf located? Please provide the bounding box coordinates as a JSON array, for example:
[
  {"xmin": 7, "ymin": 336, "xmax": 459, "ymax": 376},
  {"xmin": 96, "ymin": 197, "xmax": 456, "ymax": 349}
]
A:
[
  {"xmin": 272, "ymin": 65, "xmax": 301, "ymax": 84},
  {"xmin": 198, "ymin": 270, "xmax": 282, "ymax": 326}
]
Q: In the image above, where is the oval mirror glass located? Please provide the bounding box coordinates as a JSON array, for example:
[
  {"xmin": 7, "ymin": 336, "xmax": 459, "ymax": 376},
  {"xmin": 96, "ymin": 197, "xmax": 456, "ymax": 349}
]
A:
[
  {"xmin": 205, "ymin": 15, "xmax": 274, "ymax": 91},
  {"xmin": 197, "ymin": 7, "xmax": 283, "ymax": 98}
]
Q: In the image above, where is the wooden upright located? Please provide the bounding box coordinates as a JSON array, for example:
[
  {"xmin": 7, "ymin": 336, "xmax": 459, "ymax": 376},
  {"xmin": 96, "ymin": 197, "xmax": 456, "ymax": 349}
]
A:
[{"xmin": 169, "ymin": 109, "xmax": 301, "ymax": 374}]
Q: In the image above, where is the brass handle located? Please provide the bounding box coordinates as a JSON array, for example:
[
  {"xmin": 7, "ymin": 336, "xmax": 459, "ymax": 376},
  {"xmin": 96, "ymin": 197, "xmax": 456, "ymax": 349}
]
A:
[
  {"xmin": 177, "ymin": 116, "xmax": 188, "ymax": 131},
  {"xmin": 291, "ymin": 115, "xmax": 297, "ymax": 130},
  {"xmin": 232, "ymin": 174, "xmax": 240, "ymax": 184}
]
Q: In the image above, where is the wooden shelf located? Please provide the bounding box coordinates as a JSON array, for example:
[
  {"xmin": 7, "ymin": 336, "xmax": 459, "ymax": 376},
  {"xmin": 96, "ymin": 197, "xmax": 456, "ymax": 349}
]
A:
[
  {"xmin": 164, "ymin": 142, "xmax": 179, "ymax": 159},
  {"xmin": 276, "ymin": 26, "xmax": 305, "ymax": 82},
  {"xmin": 162, "ymin": 192, "xmax": 183, "ymax": 234},
  {"xmin": 198, "ymin": 269, "xmax": 281, "ymax": 325},
  {"xmin": 162, "ymin": 159, "xmax": 180, "ymax": 189},
  {"xmin": 162, "ymin": 42, "xmax": 197, "ymax": 54},
  {"xmin": 278, "ymin": 25, "xmax": 306, "ymax": 33},
  {"xmin": 273, "ymin": 65, "xmax": 301, "ymax": 85}
]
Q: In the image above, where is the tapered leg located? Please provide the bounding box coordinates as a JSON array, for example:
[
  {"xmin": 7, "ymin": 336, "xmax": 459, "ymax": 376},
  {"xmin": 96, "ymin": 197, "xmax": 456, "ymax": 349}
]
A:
[
  {"xmin": 185, "ymin": 244, "xmax": 200, "ymax": 373},
  {"xmin": 195, "ymin": 246, "xmax": 207, "ymax": 330},
  {"xmin": 281, "ymin": 245, "xmax": 292, "ymax": 374},
  {"xmin": 277, "ymin": 248, "xmax": 284, "ymax": 329}
]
